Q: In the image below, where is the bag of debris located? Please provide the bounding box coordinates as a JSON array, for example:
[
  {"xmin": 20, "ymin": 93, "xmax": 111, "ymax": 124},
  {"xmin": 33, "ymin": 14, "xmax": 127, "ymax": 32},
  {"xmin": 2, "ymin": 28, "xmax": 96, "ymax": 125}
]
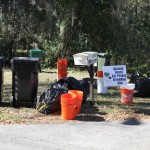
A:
[
  {"xmin": 65, "ymin": 77, "xmax": 89, "ymax": 103},
  {"xmin": 51, "ymin": 77, "xmax": 89, "ymax": 103},
  {"xmin": 36, "ymin": 81, "xmax": 67, "ymax": 114},
  {"xmin": 36, "ymin": 77, "xmax": 89, "ymax": 114},
  {"xmin": 129, "ymin": 71, "xmax": 150, "ymax": 97}
]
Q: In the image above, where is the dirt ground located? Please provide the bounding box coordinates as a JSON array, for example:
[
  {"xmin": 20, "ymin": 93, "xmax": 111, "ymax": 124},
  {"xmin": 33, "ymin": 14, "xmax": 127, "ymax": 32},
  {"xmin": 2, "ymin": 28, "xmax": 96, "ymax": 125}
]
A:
[{"xmin": 0, "ymin": 69, "xmax": 150, "ymax": 124}]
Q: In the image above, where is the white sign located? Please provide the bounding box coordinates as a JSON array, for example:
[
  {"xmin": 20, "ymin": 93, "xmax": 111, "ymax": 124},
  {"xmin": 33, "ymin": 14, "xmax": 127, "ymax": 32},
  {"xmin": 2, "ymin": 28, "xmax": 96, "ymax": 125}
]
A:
[{"xmin": 102, "ymin": 65, "xmax": 127, "ymax": 87}]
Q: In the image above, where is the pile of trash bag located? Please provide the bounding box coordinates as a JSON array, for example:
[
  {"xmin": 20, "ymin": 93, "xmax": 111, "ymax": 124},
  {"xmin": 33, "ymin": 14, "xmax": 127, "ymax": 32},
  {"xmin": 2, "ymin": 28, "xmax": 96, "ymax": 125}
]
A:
[
  {"xmin": 129, "ymin": 71, "xmax": 150, "ymax": 97},
  {"xmin": 36, "ymin": 77, "xmax": 89, "ymax": 114}
]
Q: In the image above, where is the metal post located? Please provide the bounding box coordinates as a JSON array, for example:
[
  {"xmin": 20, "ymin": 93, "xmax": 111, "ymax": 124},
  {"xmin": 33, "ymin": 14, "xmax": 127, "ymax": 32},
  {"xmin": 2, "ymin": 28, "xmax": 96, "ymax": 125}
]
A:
[{"xmin": 87, "ymin": 64, "xmax": 94, "ymax": 105}]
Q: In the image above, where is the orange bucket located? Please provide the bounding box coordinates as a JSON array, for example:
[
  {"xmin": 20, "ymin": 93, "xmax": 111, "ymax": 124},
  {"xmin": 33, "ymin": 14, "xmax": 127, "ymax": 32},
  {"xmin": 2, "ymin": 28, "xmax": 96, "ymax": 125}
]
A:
[
  {"xmin": 57, "ymin": 59, "xmax": 68, "ymax": 80},
  {"xmin": 120, "ymin": 88, "xmax": 134, "ymax": 104},
  {"xmin": 68, "ymin": 90, "xmax": 83, "ymax": 114},
  {"xmin": 58, "ymin": 72, "xmax": 67, "ymax": 80},
  {"xmin": 97, "ymin": 71, "xmax": 103, "ymax": 77},
  {"xmin": 61, "ymin": 93, "xmax": 77, "ymax": 120}
]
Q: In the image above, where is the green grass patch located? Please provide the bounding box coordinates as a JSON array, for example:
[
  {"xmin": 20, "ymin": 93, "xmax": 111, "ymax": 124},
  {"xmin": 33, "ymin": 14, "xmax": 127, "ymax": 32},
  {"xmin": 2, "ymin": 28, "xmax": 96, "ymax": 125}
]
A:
[{"xmin": 0, "ymin": 112, "xmax": 23, "ymax": 123}]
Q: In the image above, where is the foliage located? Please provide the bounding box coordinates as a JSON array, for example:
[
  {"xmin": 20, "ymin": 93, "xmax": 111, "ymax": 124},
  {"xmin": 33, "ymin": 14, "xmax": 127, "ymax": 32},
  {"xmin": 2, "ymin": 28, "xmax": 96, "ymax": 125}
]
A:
[
  {"xmin": 0, "ymin": 0, "xmax": 150, "ymax": 70},
  {"xmin": 128, "ymin": 64, "xmax": 148, "ymax": 74},
  {"xmin": 41, "ymin": 40, "xmax": 59, "ymax": 67},
  {"xmin": 110, "ymin": 0, "xmax": 150, "ymax": 70}
]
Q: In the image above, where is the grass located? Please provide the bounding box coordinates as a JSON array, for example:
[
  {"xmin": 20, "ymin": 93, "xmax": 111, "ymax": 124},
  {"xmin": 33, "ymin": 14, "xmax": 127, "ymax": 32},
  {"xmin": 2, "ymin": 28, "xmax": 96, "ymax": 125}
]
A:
[
  {"xmin": 0, "ymin": 68, "xmax": 150, "ymax": 124},
  {"xmin": 79, "ymin": 88, "xmax": 150, "ymax": 122},
  {"xmin": 0, "ymin": 110, "xmax": 23, "ymax": 124}
]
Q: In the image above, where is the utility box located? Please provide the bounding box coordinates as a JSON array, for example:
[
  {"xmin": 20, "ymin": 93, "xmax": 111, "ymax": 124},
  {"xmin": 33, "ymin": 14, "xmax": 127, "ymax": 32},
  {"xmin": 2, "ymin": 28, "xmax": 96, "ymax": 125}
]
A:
[
  {"xmin": 73, "ymin": 51, "xmax": 98, "ymax": 66},
  {"xmin": 98, "ymin": 53, "xmax": 111, "ymax": 70}
]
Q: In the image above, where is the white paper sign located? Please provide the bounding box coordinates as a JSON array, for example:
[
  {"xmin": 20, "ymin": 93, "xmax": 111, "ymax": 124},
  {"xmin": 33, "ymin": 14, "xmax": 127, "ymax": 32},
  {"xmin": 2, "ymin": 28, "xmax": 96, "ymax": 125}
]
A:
[{"xmin": 102, "ymin": 65, "xmax": 127, "ymax": 87}]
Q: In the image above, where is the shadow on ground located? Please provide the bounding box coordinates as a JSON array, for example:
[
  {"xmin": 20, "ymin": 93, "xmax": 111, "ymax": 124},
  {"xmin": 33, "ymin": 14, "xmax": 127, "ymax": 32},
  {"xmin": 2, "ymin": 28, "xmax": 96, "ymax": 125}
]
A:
[
  {"xmin": 121, "ymin": 118, "xmax": 143, "ymax": 126},
  {"xmin": 0, "ymin": 102, "xmax": 10, "ymax": 107},
  {"xmin": 75, "ymin": 115, "xmax": 105, "ymax": 122},
  {"xmin": 97, "ymin": 99, "xmax": 150, "ymax": 117},
  {"xmin": 74, "ymin": 102, "xmax": 106, "ymax": 122}
]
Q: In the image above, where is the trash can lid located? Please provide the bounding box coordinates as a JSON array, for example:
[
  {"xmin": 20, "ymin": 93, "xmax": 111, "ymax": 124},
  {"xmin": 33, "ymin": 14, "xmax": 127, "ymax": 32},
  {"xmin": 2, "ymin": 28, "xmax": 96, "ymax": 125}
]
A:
[
  {"xmin": 120, "ymin": 83, "xmax": 135, "ymax": 90},
  {"xmin": 11, "ymin": 57, "xmax": 39, "ymax": 62},
  {"xmin": 98, "ymin": 53, "xmax": 108, "ymax": 56},
  {"xmin": 30, "ymin": 49, "xmax": 42, "ymax": 52}
]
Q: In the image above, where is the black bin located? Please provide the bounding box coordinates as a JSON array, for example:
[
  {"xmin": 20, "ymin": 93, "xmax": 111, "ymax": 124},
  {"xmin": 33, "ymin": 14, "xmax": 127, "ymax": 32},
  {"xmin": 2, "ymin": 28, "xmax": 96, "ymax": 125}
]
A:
[
  {"xmin": 11, "ymin": 57, "xmax": 39, "ymax": 107},
  {"xmin": 0, "ymin": 56, "xmax": 4, "ymax": 104}
]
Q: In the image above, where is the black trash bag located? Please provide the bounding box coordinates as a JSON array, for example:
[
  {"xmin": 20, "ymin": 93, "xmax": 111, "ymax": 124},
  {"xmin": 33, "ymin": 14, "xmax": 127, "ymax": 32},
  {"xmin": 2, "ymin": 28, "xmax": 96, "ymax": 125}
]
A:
[
  {"xmin": 52, "ymin": 77, "xmax": 89, "ymax": 102},
  {"xmin": 129, "ymin": 71, "xmax": 150, "ymax": 97},
  {"xmin": 129, "ymin": 71, "xmax": 139, "ymax": 83},
  {"xmin": 36, "ymin": 77, "xmax": 89, "ymax": 114},
  {"xmin": 80, "ymin": 78, "xmax": 90, "ymax": 93},
  {"xmin": 36, "ymin": 82, "xmax": 67, "ymax": 114},
  {"xmin": 65, "ymin": 77, "xmax": 89, "ymax": 103}
]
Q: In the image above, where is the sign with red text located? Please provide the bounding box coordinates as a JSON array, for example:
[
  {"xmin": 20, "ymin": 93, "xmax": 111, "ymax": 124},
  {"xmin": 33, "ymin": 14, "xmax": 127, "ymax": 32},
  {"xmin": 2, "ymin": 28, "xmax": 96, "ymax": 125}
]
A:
[{"xmin": 102, "ymin": 65, "xmax": 127, "ymax": 87}]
